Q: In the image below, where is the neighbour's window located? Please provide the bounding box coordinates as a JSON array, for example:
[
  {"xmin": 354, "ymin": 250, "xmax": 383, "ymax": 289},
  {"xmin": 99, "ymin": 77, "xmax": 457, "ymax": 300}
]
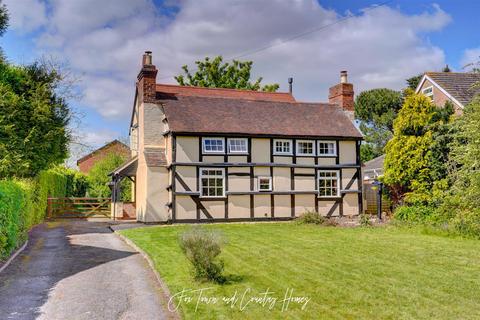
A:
[
  {"xmin": 203, "ymin": 137, "xmax": 225, "ymax": 153},
  {"xmin": 273, "ymin": 139, "xmax": 292, "ymax": 155},
  {"xmin": 200, "ymin": 168, "xmax": 225, "ymax": 197},
  {"xmin": 257, "ymin": 176, "xmax": 272, "ymax": 191},
  {"xmin": 317, "ymin": 141, "xmax": 336, "ymax": 156},
  {"xmin": 318, "ymin": 170, "xmax": 339, "ymax": 197},
  {"xmin": 296, "ymin": 140, "xmax": 315, "ymax": 156},
  {"xmin": 228, "ymin": 138, "xmax": 248, "ymax": 153},
  {"xmin": 422, "ymin": 86, "xmax": 434, "ymax": 101}
]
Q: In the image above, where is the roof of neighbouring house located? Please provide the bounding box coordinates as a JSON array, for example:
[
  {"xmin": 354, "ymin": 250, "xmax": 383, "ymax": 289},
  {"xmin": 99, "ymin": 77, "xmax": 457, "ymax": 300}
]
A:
[
  {"xmin": 419, "ymin": 72, "xmax": 480, "ymax": 107},
  {"xmin": 76, "ymin": 139, "xmax": 130, "ymax": 165},
  {"xmin": 363, "ymin": 155, "xmax": 385, "ymax": 171},
  {"xmin": 155, "ymin": 83, "xmax": 296, "ymax": 102},
  {"xmin": 160, "ymin": 95, "xmax": 362, "ymax": 138}
]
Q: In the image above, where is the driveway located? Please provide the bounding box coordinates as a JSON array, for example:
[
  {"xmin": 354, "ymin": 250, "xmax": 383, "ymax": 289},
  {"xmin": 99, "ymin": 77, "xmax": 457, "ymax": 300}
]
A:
[{"xmin": 0, "ymin": 219, "xmax": 169, "ymax": 320}]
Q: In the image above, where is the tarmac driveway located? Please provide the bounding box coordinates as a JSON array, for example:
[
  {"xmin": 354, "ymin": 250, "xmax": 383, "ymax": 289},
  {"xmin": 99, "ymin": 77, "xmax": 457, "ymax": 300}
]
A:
[{"xmin": 0, "ymin": 219, "xmax": 168, "ymax": 320}]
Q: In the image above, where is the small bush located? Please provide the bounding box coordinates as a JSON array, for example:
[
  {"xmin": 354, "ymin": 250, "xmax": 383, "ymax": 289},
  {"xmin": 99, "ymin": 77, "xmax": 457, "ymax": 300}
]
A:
[
  {"xmin": 297, "ymin": 211, "xmax": 326, "ymax": 225},
  {"xmin": 359, "ymin": 214, "xmax": 372, "ymax": 227},
  {"xmin": 179, "ymin": 226, "xmax": 226, "ymax": 283},
  {"xmin": 394, "ymin": 205, "xmax": 435, "ymax": 223}
]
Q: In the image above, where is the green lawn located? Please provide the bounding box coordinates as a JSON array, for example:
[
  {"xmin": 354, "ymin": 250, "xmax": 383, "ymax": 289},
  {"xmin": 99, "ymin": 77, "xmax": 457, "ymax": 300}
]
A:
[{"xmin": 120, "ymin": 223, "xmax": 480, "ymax": 319}]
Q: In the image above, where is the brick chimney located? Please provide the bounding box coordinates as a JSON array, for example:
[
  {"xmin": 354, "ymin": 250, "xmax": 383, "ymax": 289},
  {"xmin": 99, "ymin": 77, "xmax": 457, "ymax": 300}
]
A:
[
  {"xmin": 137, "ymin": 51, "xmax": 158, "ymax": 103},
  {"xmin": 329, "ymin": 71, "xmax": 354, "ymax": 112}
]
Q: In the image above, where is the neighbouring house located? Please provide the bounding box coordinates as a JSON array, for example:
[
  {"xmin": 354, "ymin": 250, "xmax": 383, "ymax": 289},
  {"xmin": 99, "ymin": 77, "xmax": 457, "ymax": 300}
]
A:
[
  {"xmin": 416, "ymin": 71, "xmax": 480, "ymax": 113},
  {"xmin": 110, "ymin": 51, "xmax": 363, "ymax": 223},
  {"xmin": 77, "ymin": 140, "xmax": 130, "ymax": 174}
]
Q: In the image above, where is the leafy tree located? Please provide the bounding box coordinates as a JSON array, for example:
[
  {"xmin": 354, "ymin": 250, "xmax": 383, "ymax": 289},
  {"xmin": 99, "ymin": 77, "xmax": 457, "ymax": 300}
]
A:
[
  {"xmin": 87, "ymin": 153, "xmax": 131, "ymax": 201},
  {"xmin": 354, "ymin": 88, "xmax": 403, "ymax": 161},
  {"xmin": 383, "ymin": 92, "xmax": 453, "ymax": 205},
  {"xmin": 0, "ymin": 61, "xmax": 71, "ymax": 177},
  {"xmin": 175, "ymin": 56, "xmax": 279, "ymax": 92},
  {"xmin": 406, "ymin": 74, "xmax": 423, "ymax": 90},
  {"xmin": 0, "ymin": 1, "xmax": 7, "ymax": 37}
]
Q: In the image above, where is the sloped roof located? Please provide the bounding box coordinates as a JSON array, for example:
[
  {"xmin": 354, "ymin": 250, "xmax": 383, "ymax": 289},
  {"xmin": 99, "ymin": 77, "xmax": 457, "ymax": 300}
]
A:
[
  {"xmin": 363, "ymin": 155, "xmax": 385, "ymax": 171},
  {"xmin": 77, "ymin": 139, "xmax": 129, "ymax": 165},
  {"xmin": 161, "ymin": 95, "xmax": 362, "ymax": 138},
  {"xmin": 425, "ymin": 72, "xmax": 480, "ymax": 106},
  {"xmin": 156, "ymin": 84, "xmax": 295, "ymax": 102}
]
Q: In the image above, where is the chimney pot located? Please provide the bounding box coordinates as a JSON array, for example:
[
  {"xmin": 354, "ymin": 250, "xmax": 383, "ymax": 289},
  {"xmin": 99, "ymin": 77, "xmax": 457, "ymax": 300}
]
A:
[
  {"xmin": 340, "ymin": 70, "xmax": 348, "ymax": 83},
  {"xmin": 142, "ymin": 51, "xmax": 153, "ymax": 66}
]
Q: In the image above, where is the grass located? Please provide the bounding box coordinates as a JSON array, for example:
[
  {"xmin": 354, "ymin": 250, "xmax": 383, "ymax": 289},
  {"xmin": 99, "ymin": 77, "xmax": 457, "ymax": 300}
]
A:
[{"xmin": 120, "ymin": 223, "xmax": 480, "ymax": 319}]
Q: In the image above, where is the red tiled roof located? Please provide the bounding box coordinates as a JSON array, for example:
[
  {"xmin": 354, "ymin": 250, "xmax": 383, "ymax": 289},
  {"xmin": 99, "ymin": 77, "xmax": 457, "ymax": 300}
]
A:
[
  {"xmin": 156, "ymin": 84, "xmax": 295, "ymax": 102},
  {"xmin": 161, "ymin": 95, "xmax": 362, "ymax": 139},
  {"xmin": 77, "ymin": 140, "xmax": 130, "ymax": 165}
]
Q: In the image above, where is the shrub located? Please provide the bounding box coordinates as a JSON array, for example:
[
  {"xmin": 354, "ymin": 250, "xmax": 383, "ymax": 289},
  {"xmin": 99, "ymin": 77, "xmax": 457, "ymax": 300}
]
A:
[
  {"xmin": 359, "ymin": 214, "xmax": 372, "ymax": 227},
  {"xmin": 179, "ymin": 226, "xmax": 226, "ymax": 283},
  {"xmin": 394, "ymin": 205, "xmax": 435, "ymax": 223},
  {"xmin": 87, "ymin": 153, "xmax": 130, "ymax": 200},
  {"xmin": 296, "ymin": 211, "xmax": 326, "ymax": 225},
  {"xmin": 0, "ymin": 167, "xmax": 77, "ymax": 259}
]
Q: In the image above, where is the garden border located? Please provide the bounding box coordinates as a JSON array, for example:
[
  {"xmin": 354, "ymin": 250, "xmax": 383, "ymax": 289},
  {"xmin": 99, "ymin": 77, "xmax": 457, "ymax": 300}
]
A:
[
  {"xmin": 114, "ymin": 231, "xmax": 181, "ymax": 320},
  {"xmin": 0, "ymin": 240, "xmax": 28, "ymax": 274}
]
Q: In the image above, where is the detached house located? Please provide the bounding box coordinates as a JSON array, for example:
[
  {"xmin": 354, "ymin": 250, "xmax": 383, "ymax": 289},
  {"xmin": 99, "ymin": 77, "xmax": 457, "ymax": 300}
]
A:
[
  {"xmin": 416, "ymin": 72, "xmax": 480, "ymax": 113},
  {"xmin": 111, "ymin": 51, "xmax": 363, "ymax": 223}
]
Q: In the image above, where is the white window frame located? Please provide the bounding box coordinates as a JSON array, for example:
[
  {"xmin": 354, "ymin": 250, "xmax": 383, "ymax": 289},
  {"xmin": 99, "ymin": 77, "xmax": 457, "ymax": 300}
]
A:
[
  {"xmin": 317, "ymin": 170, "xmax": 340, "ymax": 198},
  {"xmin": 422, "ymin": 86, "xmax": 434, "ymax": 100},
  {"xmin": 227, "ymin": 138, "xmax": 248, "ymax": 154},
  {"xmin": 202, "ymin": 137, "xmax": 225, "ymax": 154},
  {"xmin": 317, "ymin": 140, "xmax": 337, "ymax": 156},
  {"xmin": 257, "ymin": 176, "xmax": 272, "ymax": 192},
  {"xmin": 296, "ymin": 140, "xmax": 315, "ymax": 156},
  {"xmin": 200, "ymin": 168, "xmax": 225, "ymax": 198},
  {"xmin": 273, "ymin": 139, "xmax": 293, "ymax": 155}
]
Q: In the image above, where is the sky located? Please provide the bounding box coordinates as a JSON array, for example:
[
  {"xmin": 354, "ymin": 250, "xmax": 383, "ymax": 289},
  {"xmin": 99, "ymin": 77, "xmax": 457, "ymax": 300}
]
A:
[{"xmin": 1, "ymin": 0, "xmax": 479, "ymax": 159}]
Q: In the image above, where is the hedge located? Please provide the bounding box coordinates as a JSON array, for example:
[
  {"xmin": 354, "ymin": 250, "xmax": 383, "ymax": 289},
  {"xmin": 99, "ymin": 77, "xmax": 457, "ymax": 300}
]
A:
[{"xmin": 0, "ymin": 167, "xmax": 88, "ymax": 260}]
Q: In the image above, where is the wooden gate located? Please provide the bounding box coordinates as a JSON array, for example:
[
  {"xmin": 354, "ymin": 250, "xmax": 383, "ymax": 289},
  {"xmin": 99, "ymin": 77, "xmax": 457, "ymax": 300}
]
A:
[{"xmin": 47, "ymin": 197, "xmax": 111, "ymax": 219}]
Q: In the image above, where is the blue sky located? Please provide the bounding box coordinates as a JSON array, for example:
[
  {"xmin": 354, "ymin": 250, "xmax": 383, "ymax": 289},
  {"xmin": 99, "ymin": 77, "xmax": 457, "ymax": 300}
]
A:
[{"xmin": 1, "ymin": 0, "xmax": 479, "ymax": 159}]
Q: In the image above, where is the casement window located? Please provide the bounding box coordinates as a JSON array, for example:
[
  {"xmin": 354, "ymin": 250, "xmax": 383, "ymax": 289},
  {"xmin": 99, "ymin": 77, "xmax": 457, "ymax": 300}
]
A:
[
  {"xmin": 257, "ymin": 176, "xmax": 272, "ymax": 192},
  {"xmin": 296, "ymin": 140, "xmax": 315, "ymax": 156},
  {"xmin": 318, "ymin": 170, "xmax": 340, "ymax": 197},
  {"xmin": 227, "ymin": 138, "xmax": 248, "ymax": 153},
  {"xmin": 273, "ymin": 139, "xmax": 293, "ymax": 155},
  {"xmin": 202, "ymin": 137, "xmax": 225, "ymax": 153},
  {"xmin": 422, "ymin": 86, "xmax": 434, "ymax": 100},
  {"xmin": 317, "ymin": 141, "xmax": 336, "ymax": 156},
  {"xmin": 200, "ymin": 168, "xmax": 225, "ymax": 197}
]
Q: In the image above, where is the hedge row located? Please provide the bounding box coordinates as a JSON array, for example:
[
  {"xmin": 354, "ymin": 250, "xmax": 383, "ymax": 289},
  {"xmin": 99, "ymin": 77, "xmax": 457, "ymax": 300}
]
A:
[{"xmin": 0, "ymin": 167, "xmax": 88, "ymax": 260}]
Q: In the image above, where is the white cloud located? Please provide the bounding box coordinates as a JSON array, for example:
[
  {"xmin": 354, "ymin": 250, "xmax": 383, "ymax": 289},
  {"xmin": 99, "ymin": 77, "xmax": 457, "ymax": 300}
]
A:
[
  {"xmin": 461, "ymin": 47, "xmax": 480, "ymax": 71},
  {"xmin": 11, "ymin": 0, "xmax": 452, "ymax": 119},
  {"xmin": 4, "ymin": 0, "xmax": 47, "ymax": 32}
]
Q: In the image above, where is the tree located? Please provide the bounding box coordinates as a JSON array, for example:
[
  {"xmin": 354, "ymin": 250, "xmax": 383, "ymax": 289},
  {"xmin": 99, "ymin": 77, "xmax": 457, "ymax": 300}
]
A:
[
  {"xmin": 383, "ymin": 92, "xmax": 453, "ymax": 205},
  {"xmin": 0, "ymin": 61, "xmax": 71, "ymax": 177},
  {"xmin": 87, "ymin": 153, "xmax": 131, "ymax": 201},
  {"xmin": 354, "ymin": 88, "xmax": 403, "ymax": 161},
  {"xmin": 175, "ymin": 56, "xmax": 279, "ymax": 92},
  {"xmin": 406, "ymin": 74, "xmax": 423, "ymax": 90},
  {"xmin": 0, "ymin": 1, "xmax": 7, "ymax": 37}
]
